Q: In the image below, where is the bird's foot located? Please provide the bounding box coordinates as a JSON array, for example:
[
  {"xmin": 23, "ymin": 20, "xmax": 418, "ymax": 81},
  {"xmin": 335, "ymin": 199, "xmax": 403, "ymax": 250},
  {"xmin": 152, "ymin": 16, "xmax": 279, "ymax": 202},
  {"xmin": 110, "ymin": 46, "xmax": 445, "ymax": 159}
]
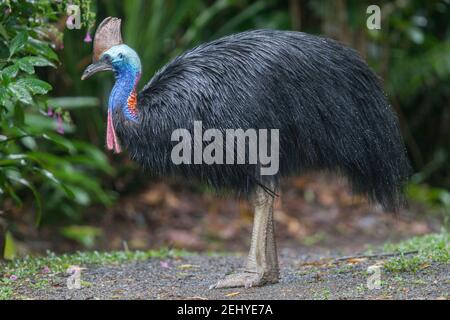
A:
[{"xmin": 209, "ymin": 270, "xmax": 278, "ymax": 289}]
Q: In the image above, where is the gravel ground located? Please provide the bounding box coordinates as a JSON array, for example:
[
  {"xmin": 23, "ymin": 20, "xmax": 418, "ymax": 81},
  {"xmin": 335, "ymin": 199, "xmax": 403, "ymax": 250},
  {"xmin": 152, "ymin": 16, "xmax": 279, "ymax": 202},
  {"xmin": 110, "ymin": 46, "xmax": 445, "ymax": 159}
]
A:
[{"xmin": 13, "ymin": 249, "xmax": 449, "ymax": 300}]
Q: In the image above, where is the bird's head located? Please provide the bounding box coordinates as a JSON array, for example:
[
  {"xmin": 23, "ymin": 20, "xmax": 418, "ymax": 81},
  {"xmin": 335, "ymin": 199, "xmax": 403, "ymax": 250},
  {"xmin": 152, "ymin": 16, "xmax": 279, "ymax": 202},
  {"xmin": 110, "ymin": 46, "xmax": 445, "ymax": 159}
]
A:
[
  {"xmin": 81, "ymin": 45, "xmax": 141, "ymax": 79},
  {"xmin": 81, "ymin": 17, "xmax": 142, "ymax": 154},
  {"xmin": 81, "ymin": 17, "xmax": 141, "ymax": 80}
]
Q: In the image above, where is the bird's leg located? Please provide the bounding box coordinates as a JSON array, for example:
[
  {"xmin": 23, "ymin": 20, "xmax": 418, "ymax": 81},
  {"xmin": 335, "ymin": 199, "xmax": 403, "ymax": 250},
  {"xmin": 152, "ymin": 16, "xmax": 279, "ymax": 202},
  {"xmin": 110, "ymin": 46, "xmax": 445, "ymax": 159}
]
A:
[{"xmin": 211, "ymin": 184, "xmax": 279, "ymax": 289}]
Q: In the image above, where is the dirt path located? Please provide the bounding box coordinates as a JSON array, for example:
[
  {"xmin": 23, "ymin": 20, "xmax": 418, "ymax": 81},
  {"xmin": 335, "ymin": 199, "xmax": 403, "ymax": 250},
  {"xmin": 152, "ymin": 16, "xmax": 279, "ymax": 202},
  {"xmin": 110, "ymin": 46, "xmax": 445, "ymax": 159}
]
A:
[{"xmin": 13, "ymin": 249, "xmax": 449, "ymax": 300}]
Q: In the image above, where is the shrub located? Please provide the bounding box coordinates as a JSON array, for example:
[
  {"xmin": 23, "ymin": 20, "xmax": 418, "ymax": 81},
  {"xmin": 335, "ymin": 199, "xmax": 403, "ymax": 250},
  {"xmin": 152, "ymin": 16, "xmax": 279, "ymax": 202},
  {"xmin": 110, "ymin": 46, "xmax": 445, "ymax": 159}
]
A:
[{"xmin": 0, "ymin": 0, "xmax": 112, "ymax": 258}]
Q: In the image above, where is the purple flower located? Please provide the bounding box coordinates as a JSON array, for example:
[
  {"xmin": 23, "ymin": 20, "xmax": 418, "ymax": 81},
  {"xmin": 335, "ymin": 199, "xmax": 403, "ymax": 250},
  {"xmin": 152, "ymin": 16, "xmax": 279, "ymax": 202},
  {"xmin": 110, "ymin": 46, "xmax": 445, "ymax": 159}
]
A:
[
  {"xmin": 9, "ymin": 275, "xmax": 17, "ymax": 281},
  {"xmin": 160, "ymin": 261, "xmax": 170, "ymax": 268},
  {"xmin": 84, "ymin": 31, "xmax": 92, "ymax": 43},
  {"xmin": 42, "ymin": 266, "xmax": 50, "ymax": 274},
  {"xmin": 56, "ymin": 113, "xmax": 64, "ymax": 135},
  {"xmin": 47, "ymin": 106, "xmax": 54, "ymax": 117}
]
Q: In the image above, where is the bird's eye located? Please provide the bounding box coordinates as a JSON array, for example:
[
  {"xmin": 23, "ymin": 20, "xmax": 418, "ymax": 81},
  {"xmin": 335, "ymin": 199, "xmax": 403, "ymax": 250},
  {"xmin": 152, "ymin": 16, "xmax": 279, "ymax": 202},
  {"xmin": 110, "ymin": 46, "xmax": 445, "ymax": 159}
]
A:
[
  {"xmin": 118, "ymin": 53, "xmax": 124, "ymax": 59},
  {"xmin": 103, "ymin": 54, "xmax": 111, "ymax": 62}
]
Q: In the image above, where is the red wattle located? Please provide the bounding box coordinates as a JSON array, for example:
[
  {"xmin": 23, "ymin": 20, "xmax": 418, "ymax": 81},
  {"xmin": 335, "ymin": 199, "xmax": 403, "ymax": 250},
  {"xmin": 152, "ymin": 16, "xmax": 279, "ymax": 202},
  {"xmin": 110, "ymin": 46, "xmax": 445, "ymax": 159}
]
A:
[{"xmin": 107, "ymin": 110, "xmax": 121, "ymax": 153}]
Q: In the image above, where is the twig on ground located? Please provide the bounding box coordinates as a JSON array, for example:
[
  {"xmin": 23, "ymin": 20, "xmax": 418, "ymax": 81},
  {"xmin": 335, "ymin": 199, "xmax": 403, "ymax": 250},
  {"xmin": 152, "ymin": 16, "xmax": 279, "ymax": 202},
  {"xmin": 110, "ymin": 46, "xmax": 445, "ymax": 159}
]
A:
[
  {"xmin": 300, "ymin": 250, "xmax": 419, "ymax": 266},
  {"xmin": 334, "ymin": 250, "xmax": 419, "ymax": 261}
]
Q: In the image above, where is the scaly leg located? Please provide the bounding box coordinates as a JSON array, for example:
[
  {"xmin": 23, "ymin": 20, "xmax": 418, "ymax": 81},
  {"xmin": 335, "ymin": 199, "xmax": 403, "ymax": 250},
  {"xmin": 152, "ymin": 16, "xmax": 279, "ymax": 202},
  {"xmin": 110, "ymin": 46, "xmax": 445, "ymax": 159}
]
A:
[{"xmin": 210, "ymin": 184, "xmax": 279, "ymax": 289}]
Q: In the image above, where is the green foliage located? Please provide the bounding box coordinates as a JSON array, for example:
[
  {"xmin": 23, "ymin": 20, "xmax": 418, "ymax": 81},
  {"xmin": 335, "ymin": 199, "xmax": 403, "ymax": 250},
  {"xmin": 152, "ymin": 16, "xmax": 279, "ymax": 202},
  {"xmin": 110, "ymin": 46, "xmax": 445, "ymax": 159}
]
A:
[
  {"xmin": 378, "ymin": 1, "xmax": 450, "ymax": 189},
  {"xmin": 0, "ymin": 286, "xmax": 13, "ymax": 300},
  {"xmin": 3, "ymin": 231, "xmax": 16, "ymax": 260},
  {"xmin": 60, "ymin": 225, "xmax": 103, "ymax": 248},
  {"xmin": 0, "ymin": 248, "xmax": 190, "ymax": 298},
  {"xmin": 384, "ymin": 231, "xmax": 450, "ymax": 273},
  {"xmin": 406, "ymin": 183, "xmax": 450, "ymax": 224},
  {"xmin": 0, "ymin": 0, "xmax": 113, "ymax": 257},
  {"xmin": 1, "ymin": 248, "xmax": 190, "ymax": 276}
]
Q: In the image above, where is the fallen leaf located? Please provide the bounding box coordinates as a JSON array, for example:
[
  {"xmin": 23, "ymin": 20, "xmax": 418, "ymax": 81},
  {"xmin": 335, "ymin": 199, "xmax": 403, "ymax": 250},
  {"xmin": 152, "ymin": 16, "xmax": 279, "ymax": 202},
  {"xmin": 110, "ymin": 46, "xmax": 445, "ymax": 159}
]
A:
[
  {"xmin": 177, "ymin": 264, "xmax": 199, "ymax": 270},
  {"xmin": 420, "ymin": 263, "xmax": 431, "ymax": 270},
  {"xmin": 184, "ymin": 296, "xmax": 208, "ymax": 300},
  {"xmin": 299, "ymin": 259, "xmax": 332, "ymax": 267},
  {"xmin": 346, "ymin": 258, "xmax": 368, "ymax": 264},
  {"xmin": 141, "ymin": 186, "xmax": 166, "ymax": 206},
  {"xmin": 318, "ymin": 189, "xmax": 336, "ymax": 206},
  {"xmin": 225, "ymin": 292, "xmax": 240, "ymax": 297},
  {"xmin": 165, "ymin": 191, "xmax": 181, "ymax": 208}
]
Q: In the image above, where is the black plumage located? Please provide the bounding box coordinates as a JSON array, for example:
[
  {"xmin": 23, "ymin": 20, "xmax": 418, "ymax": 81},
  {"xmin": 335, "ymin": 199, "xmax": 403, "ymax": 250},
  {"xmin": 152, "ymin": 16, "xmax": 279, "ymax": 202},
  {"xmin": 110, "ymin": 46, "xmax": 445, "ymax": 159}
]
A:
[{"xmin": 112, "ymin": 29, "xmax": 410, "ymax": 211}]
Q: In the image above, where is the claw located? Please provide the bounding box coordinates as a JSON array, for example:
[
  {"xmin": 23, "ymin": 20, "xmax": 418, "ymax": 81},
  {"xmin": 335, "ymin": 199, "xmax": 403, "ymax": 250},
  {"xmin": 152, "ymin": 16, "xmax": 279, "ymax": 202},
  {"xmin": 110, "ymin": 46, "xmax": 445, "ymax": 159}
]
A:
[{"xmin": 210, "ymin": 271, "xmax": 277, "ymax": 289}]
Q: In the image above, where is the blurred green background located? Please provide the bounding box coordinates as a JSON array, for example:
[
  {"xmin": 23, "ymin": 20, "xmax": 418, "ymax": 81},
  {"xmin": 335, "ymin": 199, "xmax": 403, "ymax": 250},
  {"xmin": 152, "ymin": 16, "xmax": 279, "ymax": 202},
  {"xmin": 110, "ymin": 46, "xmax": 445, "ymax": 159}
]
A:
[{"xmin": 0, "ymin": 0, "xmax": 449, "ymax": 258}]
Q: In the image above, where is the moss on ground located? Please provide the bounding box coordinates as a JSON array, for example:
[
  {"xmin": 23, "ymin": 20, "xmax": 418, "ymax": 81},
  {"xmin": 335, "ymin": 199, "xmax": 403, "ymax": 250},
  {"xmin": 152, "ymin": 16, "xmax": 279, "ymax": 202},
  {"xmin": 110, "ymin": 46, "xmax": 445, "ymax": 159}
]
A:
[
  {"xmin": 0, "ymin": 231, "xmax": 448, "ymax": 300},
  {"xmin": 383, "ymin": 231, "xmax": 449, "ymax": 273},
  {"xmin": 0, "ymin": 248, "xmax": 190, "ymax": 300}
]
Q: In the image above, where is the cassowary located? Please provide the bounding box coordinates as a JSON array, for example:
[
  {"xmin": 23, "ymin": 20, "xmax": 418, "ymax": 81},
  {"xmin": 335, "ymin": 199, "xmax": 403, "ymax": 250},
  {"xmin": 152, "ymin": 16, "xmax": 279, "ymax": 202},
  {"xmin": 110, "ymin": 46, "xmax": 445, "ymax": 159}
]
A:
[{"xmin": 82, "ymin": 17, "xmax": 411, "ymax": 289}]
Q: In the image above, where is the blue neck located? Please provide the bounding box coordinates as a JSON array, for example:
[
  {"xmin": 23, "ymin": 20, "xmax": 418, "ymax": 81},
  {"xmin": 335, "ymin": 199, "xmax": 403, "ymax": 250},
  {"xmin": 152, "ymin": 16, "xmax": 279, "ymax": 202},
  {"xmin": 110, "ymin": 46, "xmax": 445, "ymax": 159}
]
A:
[{"xmin": 109, "ymin": 66, "xmax": 140, "ymax": 121}]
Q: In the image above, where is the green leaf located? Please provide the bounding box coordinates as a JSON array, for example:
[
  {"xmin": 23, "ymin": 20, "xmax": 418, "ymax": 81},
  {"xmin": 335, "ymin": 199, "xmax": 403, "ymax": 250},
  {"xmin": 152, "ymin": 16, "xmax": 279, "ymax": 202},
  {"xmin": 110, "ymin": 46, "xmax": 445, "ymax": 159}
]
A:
[
  {"xmin": 3, "ymin": 231, "xmax": 17, "ymax": 260},
  {"xmin": 60, "ymin": 225, "xmax": 103, "ymax": 248},
  {"xmin": 8, "ymin": 174, "xmax": 42, "ymax": 225},
  {"xmin": 407, "ymin": 27, "xmax": 424, "ymax": 45},
  {"xmin": 4, "ymin": 182, "xmax": 22, "ymax": 205},
  {"xmin": 0, "ymin": 23, "xmax": 9, "ymax": 40},
  {"xmin": 16, "ymin": 78, "xmax": 52, "ymax": 95},
  {"xmin": 8, "ymin": 82, "xmax": 32, "ymax": 104},
  {"xmin": 0, "ymin": 159, "xmax": 23, "ymax": 166},
  {"xmin": 42, "ymin": 133, "xmax": 76, "ymax": 153},
  {"xmin": 9, "ymin": 31, "xmax": 28, "ymax": 57},
  {"xmin": 35, "ymin": 167, "xmax": 75, "ymax": 200},
  {"xmin": 22, "ymin": 56, "xmax": 56, "ymax": 68},
  {"xmin": 25, "ymin": 114, "xmax": 75, "ymax": 134},
  {"xmin": 17, "ymin": 58, "xmax": 35, "ymax": 74},
  {"xmin": 1, "ymin": 64, "xmax": 19, "ymax": 79},
  {"xmin": 14, "ymin": 104, "xmax": 24, "ymax": 125},
  {"xmin": 47, "ymin": 96, "xmax": 100, "ymax": 109},
  {"xmin": 28, "ymin": 38, "xmax": 59, "ymax": 62},
  {"xmin": 0, "ymin": 87, "xmax": 8, "ymax": 105}
]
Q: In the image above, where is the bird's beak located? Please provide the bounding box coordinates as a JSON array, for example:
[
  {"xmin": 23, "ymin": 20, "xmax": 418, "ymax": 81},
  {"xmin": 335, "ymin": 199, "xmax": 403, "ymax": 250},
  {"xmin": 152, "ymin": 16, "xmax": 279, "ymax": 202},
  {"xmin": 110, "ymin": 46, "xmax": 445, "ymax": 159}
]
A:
[{"xmin": 81, "ymin": 60, "xmax": 112, "ymax": 80}]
